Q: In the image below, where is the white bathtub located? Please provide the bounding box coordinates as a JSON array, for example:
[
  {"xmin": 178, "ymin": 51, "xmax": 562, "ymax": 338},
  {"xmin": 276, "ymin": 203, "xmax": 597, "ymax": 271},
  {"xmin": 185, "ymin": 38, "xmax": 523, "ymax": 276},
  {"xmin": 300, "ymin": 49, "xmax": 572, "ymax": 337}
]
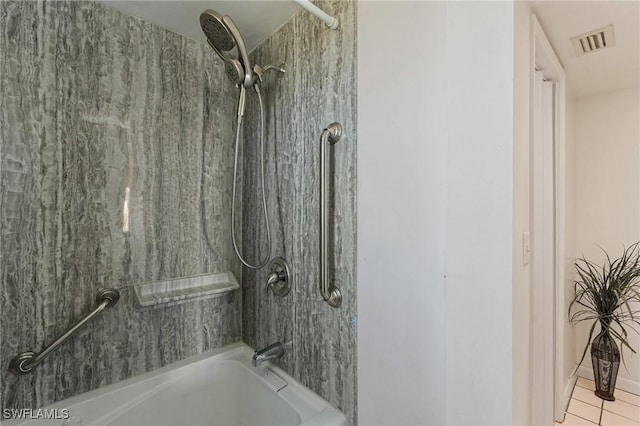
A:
[{"xmin": 4, "ymin": 343, "xmax": 347, "ymax": 426}]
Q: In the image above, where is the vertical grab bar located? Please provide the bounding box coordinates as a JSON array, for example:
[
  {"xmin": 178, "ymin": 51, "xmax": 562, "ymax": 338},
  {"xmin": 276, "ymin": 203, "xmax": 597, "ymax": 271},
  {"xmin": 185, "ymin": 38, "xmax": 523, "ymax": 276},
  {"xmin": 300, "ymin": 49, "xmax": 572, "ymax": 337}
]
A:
[{"xmin": 319, "ymin": 122, "xmax": 342, "ymax": 308}]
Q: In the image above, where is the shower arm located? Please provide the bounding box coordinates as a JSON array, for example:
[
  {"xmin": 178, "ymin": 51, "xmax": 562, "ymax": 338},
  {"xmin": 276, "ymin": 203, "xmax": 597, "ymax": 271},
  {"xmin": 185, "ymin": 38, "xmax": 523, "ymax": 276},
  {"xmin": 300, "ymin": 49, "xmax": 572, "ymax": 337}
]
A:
[
  {"xmin": 261, "ymin": 65, "xmax": 285, "ymax": 74},
  {"xmin": 253, "ymin": 64, "xmax": 286, "ymax": 83}
]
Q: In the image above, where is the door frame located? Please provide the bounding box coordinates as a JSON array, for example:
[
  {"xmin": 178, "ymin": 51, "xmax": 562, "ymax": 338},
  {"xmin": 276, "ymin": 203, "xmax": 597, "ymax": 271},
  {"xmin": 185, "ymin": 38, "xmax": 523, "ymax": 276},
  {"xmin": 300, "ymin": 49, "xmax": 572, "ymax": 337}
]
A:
[{"xmin": 530, "ymin": 14, "xmax": 569, "ymax": 424}]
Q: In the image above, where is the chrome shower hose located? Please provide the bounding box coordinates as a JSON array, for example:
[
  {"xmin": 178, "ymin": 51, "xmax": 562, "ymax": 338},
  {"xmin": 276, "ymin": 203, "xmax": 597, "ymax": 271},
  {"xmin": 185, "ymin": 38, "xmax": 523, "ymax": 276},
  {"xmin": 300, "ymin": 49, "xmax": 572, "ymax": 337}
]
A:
[{"xmin": 230, "ymin": 84, "xmax": 271, "ymax": 269}]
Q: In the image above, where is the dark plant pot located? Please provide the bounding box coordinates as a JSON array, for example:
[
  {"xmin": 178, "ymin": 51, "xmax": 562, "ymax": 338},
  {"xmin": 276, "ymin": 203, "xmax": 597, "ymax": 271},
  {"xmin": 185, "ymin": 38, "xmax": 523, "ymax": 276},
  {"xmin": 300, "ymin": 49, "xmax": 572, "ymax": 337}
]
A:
[{"xmin": 591, "ymin": 327, "xmax": 620, "ymax": 401}]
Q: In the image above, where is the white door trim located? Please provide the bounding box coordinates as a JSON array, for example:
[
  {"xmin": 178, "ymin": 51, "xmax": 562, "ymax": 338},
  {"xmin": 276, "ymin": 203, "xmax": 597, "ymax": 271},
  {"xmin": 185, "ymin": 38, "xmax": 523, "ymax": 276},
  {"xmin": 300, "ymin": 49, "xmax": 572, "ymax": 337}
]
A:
[{"xmin": 531, "ymin": 14, "xmax": 568, "ymax": 423}]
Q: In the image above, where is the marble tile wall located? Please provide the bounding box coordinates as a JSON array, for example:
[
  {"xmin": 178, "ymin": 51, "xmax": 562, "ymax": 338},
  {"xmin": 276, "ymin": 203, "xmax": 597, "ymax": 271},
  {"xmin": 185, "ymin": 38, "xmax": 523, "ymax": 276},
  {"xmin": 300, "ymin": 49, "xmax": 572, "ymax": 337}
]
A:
[
  {"xmin": 0, "ymin": 0, "xmax": 241, "ymax": 410},
  {"xmin": 241, "ymin": 1, "xmax": 357, "ymax": 424}
]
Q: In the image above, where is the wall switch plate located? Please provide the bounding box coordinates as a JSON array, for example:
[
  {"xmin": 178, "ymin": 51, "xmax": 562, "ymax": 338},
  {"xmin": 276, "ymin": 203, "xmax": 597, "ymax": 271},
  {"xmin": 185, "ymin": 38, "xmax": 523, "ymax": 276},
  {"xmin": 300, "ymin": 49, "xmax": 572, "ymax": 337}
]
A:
[{"xmin": 522, "ymin": 232, "xmax": 530, "ymax": 266}]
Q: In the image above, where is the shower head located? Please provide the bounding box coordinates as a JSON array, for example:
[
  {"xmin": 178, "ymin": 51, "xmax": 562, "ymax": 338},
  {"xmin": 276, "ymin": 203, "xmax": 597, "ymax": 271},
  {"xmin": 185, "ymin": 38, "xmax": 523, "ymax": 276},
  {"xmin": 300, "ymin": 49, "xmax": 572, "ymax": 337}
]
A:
[
  {"xmin": 200, "ymin": 10, "xmax": 235, "ymax": 52},
  {"xmin": 200, "ymin": 10, "xmax": 255, "ymax": 88}
]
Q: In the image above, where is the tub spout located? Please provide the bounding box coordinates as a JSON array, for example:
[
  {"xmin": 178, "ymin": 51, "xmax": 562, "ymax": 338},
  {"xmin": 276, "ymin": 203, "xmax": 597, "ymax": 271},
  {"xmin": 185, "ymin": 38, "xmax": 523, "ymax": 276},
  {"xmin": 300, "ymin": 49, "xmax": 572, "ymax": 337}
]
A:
[{"xmin": 252, "ymin": 342, "xmax": 284, "ymax": 367}]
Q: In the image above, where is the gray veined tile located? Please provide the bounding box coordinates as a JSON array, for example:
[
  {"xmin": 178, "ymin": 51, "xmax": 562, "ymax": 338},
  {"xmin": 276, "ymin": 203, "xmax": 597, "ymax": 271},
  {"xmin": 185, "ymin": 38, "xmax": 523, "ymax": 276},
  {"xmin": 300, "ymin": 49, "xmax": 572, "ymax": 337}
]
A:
[
  {"xmin": 1, "ymin": 0, "xmax": 357, "ymax": 423},
  {"xmin": 242, "ymin": 1, "xmax": 357, "ymax": 424},
  {"xmin": 1, "ymin": 0, "xmax": 240, "ymax": 411}
]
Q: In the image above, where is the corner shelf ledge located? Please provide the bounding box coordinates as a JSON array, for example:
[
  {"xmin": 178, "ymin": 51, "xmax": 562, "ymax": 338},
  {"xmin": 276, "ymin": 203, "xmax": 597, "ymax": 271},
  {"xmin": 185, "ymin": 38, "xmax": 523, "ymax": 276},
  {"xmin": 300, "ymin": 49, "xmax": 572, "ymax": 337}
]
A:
[{"xmin": 133, "ymin": 272, "xmax": 240, "ymax": 308}]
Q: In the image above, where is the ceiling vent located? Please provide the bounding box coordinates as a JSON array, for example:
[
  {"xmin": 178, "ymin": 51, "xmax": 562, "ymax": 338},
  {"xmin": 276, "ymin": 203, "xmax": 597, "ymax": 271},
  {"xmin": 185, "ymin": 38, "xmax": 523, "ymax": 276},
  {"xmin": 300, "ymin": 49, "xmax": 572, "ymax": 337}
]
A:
[{"xmin": 571, "ymin": 25, "xmax": 615, "ymax": 56}]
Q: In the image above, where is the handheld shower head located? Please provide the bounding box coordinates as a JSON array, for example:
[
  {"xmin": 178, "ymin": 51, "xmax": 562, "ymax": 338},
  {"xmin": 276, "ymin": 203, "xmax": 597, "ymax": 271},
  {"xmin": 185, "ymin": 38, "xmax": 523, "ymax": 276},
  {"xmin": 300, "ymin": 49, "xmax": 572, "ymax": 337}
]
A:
[
  {"xmin": 199, "ymin": 11, "xmax": 272, "ymax": 270},
  {"xmin": 200, "ymin": 10, "xmax": 255, "ymax": 88},
  {"xmin": 200, "ymin": 10, "xmax": 235, "ymax": 52}
]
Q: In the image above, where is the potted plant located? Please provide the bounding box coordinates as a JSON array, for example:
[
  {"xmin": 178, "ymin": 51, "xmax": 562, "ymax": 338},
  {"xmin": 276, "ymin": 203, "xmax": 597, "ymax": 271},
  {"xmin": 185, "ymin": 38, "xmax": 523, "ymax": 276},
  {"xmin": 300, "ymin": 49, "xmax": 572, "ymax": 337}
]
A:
[{"xmin": 569, "ymin": 243, "xmax": 640, "ymax": 401}]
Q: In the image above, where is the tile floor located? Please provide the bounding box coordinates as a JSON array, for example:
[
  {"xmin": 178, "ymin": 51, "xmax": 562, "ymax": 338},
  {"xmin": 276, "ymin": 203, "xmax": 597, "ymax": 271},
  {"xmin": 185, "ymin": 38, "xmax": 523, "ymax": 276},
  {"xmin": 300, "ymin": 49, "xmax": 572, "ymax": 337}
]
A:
[{"xmin": 555, "ymin": 377, "xmax": 640, "ymax": 426}]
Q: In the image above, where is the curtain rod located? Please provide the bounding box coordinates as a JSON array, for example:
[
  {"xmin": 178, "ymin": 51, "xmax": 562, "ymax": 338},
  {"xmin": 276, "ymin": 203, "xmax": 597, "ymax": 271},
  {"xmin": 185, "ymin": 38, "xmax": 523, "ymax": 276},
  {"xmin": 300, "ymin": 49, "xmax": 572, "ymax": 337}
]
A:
[{"xmin": 293, "ymin": 0, "xmax": 339, "ymax": 30}]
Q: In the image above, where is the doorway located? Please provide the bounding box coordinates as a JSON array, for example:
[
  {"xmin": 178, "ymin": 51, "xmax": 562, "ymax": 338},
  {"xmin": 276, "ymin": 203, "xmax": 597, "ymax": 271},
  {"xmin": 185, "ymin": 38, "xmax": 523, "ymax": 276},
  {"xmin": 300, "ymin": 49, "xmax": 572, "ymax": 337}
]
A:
[{"xmin": 531, "ymin": 14, "xmax": 569, "ymax": 424}]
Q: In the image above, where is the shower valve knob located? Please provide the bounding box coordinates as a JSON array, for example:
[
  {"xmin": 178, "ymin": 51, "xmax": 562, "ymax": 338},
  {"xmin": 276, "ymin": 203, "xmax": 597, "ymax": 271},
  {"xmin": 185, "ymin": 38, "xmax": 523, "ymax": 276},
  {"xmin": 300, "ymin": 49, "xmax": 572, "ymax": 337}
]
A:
[{"xmin": 265, "ymin": 257, "xmax": 291, "ymax": 297}]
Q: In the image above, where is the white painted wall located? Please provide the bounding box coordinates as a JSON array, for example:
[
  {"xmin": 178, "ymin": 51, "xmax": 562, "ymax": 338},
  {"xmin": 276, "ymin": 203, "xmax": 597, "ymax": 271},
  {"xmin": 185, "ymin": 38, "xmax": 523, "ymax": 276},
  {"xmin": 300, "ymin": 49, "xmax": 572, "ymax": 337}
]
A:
[
  {"xmin": 358, "ymin": 1, "xmax": 514, "ymax": 424},
  {"xmin": 445, "ymin": 2, "xmax": 513, "ymax": 424},
  {"xmin": 357, "ymin": 2, "xmax": 447, "ymax": 423},
  {"xmin": 574, "ymin": 87, "xmax": 640, "ymax": 390},
  {"xmin": 575, "ymin": 88, "xmax": 640, "ymax": 260}
]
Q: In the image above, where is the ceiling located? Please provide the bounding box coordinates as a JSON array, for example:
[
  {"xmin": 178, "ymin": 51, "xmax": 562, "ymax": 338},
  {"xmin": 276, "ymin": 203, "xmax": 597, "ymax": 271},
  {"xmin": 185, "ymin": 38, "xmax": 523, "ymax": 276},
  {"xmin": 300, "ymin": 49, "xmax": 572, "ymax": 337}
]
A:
[
  {"xmin": 98, "ymin": 1, "xmax": 301, "ymax": 52},
  {"xmin": 100, "ymin": 1, "xmax": 639, "ymax": 98},
  {"xmin": 532, "ymin": 1, "xmax": 640, "ymax": 98}
]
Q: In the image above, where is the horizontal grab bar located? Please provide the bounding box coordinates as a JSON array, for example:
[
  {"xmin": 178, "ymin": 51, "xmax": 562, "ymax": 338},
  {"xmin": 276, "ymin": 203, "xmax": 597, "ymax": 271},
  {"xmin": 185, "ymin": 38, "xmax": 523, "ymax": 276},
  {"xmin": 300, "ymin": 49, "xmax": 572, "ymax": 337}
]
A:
[{"xmin": 8, "ymin": 288, "xmax": 120, "ymax": 375}]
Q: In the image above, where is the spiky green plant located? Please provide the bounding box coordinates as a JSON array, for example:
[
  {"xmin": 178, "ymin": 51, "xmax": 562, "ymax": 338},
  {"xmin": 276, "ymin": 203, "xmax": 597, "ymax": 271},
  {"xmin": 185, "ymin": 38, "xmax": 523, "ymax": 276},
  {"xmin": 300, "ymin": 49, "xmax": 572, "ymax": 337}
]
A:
[{"xmin": 569, "ymin": 243, "xmax": 640, "ymax": 368}]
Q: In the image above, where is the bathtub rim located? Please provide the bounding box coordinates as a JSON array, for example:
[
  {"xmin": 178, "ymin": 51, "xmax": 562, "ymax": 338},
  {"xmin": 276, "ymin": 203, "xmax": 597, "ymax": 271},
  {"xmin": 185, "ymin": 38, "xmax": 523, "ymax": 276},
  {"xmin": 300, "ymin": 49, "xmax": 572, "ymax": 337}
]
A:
[{"xmin": 2, "ymin": 341, "xmax": 347, "ymax": 426}]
